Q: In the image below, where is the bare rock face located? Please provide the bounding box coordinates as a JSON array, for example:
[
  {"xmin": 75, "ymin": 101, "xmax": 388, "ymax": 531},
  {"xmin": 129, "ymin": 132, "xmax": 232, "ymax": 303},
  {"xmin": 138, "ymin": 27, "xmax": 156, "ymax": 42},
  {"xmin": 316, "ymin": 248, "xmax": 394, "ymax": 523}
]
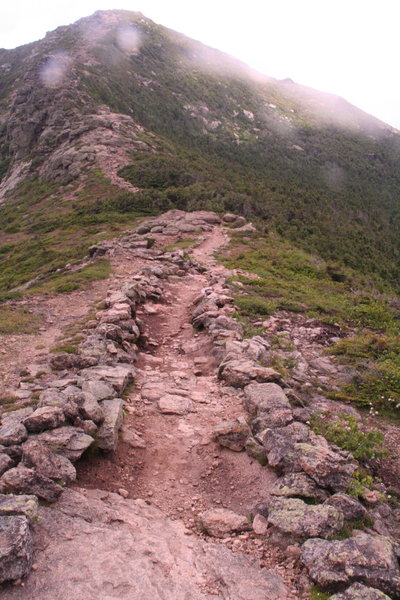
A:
[
  {"xmin": 22, "ymin": 440, "xmax": 76, "ymax": 484},
  {"xmin": 301, "ymin": 533, "xmax": 400, "ymax": 596},
  {"xmin": 80, "ymin": 364, "xmax": 135, "ymax": 394},
  {"xmin": 330, "ymin": 583, "xmax": 392, "ymax": 600},
  {"xmin": 23, "ymin": 406, "xmax": 65, "ymax": 433},
  {"xmin": 213, "ymin": 417, "xmax": 250, "ymax": 451},
  {"xmin": 2, "ymin": 488, "xmax": 288, "ymax": 600},
  {"xmin": 0, "ymin": 466, "xmax": 63, "ymax": 503},
  {"xmin": 268, "ymin": 497, "xmax": 344, "ymax": 542},
  {"xmin": 0, "ymin": 515, "xmax": 33, "ymax": 584},
  {"xmin": 199, "ymin": 508, "xmax": 252, "ymax": 538}
]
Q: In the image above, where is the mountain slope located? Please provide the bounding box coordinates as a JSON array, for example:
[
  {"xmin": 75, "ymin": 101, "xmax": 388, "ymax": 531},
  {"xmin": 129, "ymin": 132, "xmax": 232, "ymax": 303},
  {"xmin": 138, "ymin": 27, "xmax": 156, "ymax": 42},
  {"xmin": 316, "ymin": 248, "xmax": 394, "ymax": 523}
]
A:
[{"xmin": 0, "ymin": 9, "xmax": 399, "ymax": 290}]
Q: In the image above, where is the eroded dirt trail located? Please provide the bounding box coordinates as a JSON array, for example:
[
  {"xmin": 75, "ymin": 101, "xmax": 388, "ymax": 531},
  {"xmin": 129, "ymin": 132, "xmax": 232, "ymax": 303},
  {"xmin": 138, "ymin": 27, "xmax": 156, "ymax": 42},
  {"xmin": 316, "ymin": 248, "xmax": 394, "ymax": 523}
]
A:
[{"xmin": 77, "ymin": 228, "xmax": 278, "ymax": 520}]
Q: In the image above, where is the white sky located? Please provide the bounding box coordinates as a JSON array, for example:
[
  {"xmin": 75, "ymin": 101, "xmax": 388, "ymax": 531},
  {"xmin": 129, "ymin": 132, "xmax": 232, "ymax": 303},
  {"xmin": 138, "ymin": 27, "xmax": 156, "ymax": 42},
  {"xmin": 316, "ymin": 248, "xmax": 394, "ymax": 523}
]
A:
[{"xmin": 1, "ymin": 0, "xmax": 399, "ymax": 129}]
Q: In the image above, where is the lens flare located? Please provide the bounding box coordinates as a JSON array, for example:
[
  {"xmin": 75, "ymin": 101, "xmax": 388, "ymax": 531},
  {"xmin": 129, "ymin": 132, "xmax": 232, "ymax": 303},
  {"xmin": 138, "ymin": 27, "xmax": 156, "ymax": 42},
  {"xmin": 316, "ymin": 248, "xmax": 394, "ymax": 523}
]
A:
[
  {"xmin": 39, "ymin": 52, "xmax": 71, "ymax": 87},
  {"xmin": 116, "ymin": 26, "xmax": 142, "ymax": 54}
]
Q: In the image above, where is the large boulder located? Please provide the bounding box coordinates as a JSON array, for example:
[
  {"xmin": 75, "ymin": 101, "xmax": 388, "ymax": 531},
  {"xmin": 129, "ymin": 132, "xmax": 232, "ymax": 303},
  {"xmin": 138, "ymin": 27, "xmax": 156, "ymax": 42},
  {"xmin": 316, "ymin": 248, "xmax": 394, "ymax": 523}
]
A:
[
  {"xmin": 0, "ymin": 453, "xmax": 14, "ymax": 476},
  {"xmin": 0, "ymin": 408, "xmax": 33, "ymax": 446},
  {"xmin": 79, "ymin": 393, "xmax": 105, "ymax": 424},
  {"xmin": 213, "ymin": 417, "xmax": 250, "ymax": 451},
  {"xmin": 95, "ymin": 399, "xmax": 123, "ymax": 451},
  {"xmin": 296, "ymin": 442, "xmax": 357, "ymax": 492},
  {"xmin": 330, "ymin": 583, "xmax": 392, "ymax": 600},
  {"xmin": 23, "ymin": 406, "xmax": 65, "ymax": 433},
  {"xmin": 0, "ymin": 466, "xmax": 63, "ymax": 503},
  {"xmin": 33, "ymin": 426, "xmax": 94, "ymax": 462},
  {"xmin": 243, "ymin": 383, "xmax": 291, "ymax": 415},
  {"xmin": 268, "ymin": 497, "xmax": 344, "ymax": 542},
  {"xmin": 218, "ymin": 359, "xmax": 282, "ymax": 388},
  {"xmin": 325, "ymin": 494, "xmax": 369, "ymax": 522},
  {"xmin": 0, "ymin": 515, "xmax": 33, "ymax": 583},
  {"xmin": 80, "ymin": 364, "xmax": 135, "ymax": 394},
  {"xmin": 0, "ymin": 493, "xmax": 39, "ymax": 522},
  {"xmin": 81, "ymin": 379, "xmax": 116, "ymax": 401},
  {"xmin": 199, "ymin": 508, "xmax": 251, "ymax": 538},
  {"xmin": 22, "ymin": 440, "xmax": 76, "ymax": 484},
  {"xmin": 270, "ymin": 473, "xmax": 329, "ymax": 502},
  {"xmin": 301, "ymin": 533, "xmax": 400, "ymax": 596}
]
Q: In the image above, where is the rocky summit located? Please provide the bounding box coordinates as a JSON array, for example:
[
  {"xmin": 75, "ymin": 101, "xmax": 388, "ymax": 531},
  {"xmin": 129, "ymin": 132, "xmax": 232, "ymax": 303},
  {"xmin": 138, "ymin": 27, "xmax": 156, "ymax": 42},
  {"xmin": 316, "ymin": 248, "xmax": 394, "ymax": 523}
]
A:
[{"xmin": 0, "ymin": 9, "xmax": 399, "ymax": 600}]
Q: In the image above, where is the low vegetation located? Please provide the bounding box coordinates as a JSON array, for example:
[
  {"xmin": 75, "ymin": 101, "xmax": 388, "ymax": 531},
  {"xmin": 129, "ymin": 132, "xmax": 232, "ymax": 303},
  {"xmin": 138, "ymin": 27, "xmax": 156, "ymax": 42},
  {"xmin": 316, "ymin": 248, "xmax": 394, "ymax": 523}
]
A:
[
  {"xmin": 310, "ymin": 412, "xmax": 386, "ymax": 462},
  {"xmin": 219, "ymin": 231, "xmax": 400, "ymax": 420},
  {"xmin": 0, "ymin": 306, "xmax": 42, "ymax": 334}
]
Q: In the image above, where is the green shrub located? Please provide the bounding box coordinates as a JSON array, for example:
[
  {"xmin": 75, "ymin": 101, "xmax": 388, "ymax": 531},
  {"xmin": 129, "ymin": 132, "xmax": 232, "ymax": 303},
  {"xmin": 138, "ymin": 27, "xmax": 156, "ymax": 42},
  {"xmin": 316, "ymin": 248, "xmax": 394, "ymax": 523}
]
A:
[{"xmin": 310, "ymin": 412, "xmax": 386, "ymax": 462}]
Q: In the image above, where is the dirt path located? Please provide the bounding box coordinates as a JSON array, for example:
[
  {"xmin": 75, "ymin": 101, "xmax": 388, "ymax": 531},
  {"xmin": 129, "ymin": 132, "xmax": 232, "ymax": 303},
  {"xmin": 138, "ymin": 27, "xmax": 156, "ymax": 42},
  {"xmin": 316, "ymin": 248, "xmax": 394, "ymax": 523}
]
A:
[{"xmin": 76, "ymin": 227, "xmax": 304, "ymax": 597}]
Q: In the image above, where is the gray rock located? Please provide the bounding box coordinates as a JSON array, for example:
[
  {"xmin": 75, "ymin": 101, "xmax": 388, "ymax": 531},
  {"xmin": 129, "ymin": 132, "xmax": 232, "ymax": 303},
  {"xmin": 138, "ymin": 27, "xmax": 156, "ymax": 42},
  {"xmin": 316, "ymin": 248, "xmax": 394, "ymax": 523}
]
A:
[
  {"xmin": 80, "ymin": 364, "xmax": 135, "ymax": 394},
  {"xmin": 245, "ymin": 436, "xmax": 266, "ymax": 460},
  {"xmin": 330, "ymin": 583, "xmax": 392, "ymax": 600},
  {"xmin": 0, "ymin": 515, "xmax": 33, "ymax": 583},
  {"xmin": 0, "ymin": 493, "xmax": 39, "ymax": 522},
  {"xmin": 325, "ymin": 493, "xmax": 369, "ymax": 522},
  {"xmin": 33, "ymin": 426, "xmax": 94, "ymax": 462},
  {"xmin": 213, "ymin": 417, "xmax": 250, "ymax": 451},
  {"xmin": 23, "ymin": 406, "xmax": 65, "ymax": 433},
  {"xmin": 268, "ymin": 497, "xmax": 344, "ymax": 542},
  {"xmin": 95, "ymin": 398, "xmax": 123, "ymax": 451},
  {"xmin": 22, "ymin": 440, "xmax": 76, "ymax": 484},
  {"xmin": 301, "ymin": 533, "xmax": 400, "ymax": 596},
  {"xmin": 296, "ymin": 442, "xmax": 357, "ymax": 492},
  {"xmin": 251, "ymin": 408, "xmax": 293, "ymax": 431},
  {"xmin": 0, "ymin": 408, "xmax": 33, "ymax": 446},
  {"xmin": 50, "ymin": 353, "xmax": 98, "ymax": 370},
  {"xmin": 218, "ymin": 359, "xmax": 282, "ymax": 388},
  {"xmin": 81, "ymin": 379, "xmax": 116, "ymax": 401},
  {"xmin": 0, "ymin": 466, "xmax": 63, "ymax": 502},
  {"xmin": 0, "ymin": 453, "xmax": 14, "ymax": 476},
  {"xmin": 199, "ymin": 508, "xmax": 252, "ymax": 538},
  {"xmin": 244, "ymin": 383, "xmax": 291, "ymax": 415},
  {"xmin": 271, "ymin": 473, "xmax": 329, "ymax": 502},
  {"xmin": 79, "ymin": 393, "xmax": 105, "ymax": 424}
]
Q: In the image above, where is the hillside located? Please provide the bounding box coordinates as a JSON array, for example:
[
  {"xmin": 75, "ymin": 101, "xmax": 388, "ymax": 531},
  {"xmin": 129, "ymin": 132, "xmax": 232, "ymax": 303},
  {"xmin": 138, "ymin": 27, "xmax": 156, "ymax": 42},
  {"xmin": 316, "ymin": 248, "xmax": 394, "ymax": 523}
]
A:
[{"xmin": 0, "ymin": 9, "xmax": 400, "ymax": 295}]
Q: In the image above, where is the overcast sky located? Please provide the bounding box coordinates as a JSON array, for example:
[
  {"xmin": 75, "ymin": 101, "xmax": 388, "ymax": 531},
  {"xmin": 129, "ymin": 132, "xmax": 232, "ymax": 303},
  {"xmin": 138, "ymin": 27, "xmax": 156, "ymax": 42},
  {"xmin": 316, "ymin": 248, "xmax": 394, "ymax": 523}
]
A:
[{"xmin": 1, "ymin": 0, "xmax": 399, "ymax": 129}]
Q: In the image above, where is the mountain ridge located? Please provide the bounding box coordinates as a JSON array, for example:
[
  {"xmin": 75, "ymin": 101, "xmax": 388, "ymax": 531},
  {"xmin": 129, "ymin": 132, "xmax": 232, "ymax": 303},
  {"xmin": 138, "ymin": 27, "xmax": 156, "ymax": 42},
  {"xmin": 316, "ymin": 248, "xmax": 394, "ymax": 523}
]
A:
[{"xmin": 0, "ymin": 9, "xmax": 399, "ymax": 290}]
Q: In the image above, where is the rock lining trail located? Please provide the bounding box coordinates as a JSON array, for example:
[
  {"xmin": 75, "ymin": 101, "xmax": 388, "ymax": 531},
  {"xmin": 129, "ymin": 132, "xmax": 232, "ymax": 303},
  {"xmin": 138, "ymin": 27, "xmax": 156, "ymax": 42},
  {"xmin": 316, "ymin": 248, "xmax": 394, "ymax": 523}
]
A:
[{"xmin": 1, "ymin": 211, "xmax": 399, "ymax": 600}]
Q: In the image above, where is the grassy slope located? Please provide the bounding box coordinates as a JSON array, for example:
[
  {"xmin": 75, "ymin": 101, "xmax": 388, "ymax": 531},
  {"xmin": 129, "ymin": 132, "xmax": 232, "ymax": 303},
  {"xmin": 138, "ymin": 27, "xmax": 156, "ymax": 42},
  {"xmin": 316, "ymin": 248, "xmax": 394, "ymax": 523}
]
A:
[{"xmin": 219, "ymin": 230, "xmax": 400, "ymax": 421}]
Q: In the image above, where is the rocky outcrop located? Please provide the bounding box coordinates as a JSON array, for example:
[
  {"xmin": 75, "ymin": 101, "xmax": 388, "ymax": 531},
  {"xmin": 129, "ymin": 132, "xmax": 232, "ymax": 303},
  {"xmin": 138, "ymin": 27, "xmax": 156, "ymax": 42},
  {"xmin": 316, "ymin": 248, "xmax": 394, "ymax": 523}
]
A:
[
  {"xmin": 330, "ymin": 583, "xmax": 392, "ymax": 600},
  {"xmin": 0, "ymin": 516, "xmax": 33, "ymax": 584},
  {"xmin": 301, "ymin": 533, "xmax": 400, "ymax": 596},
  {"xmin": 1, "ymin": 488, "xmax": 288, "ymax": 600}
]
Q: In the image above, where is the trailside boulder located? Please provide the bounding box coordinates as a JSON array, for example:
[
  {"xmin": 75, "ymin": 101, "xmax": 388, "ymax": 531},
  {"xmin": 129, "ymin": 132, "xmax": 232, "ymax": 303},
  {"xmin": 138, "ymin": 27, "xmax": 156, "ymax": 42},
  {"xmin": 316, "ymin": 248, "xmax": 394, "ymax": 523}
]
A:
[
  {"xmin": 80, "ymin": 364, "xmax": 135, "ymax": 394},
  {"xmin": 0, "ymin": 515, "xmax": 33, "ymax": 583},
  {"xmin": 213, "ymin": 417, "xmax": 250, "ymax": 451},
  {"xmin": 95, "ymin": 398, "xmax": 123, "ymax": 451},
  {"xmin": 0, "ymin": 466, "xmax": 63, "ymax": 503},
  {"xmin": 330, "ymin": 583, "xmax": 392, "ymax": 600},
  {"xmin": 243, "ymin": 383, "xmax": 291, "ymax": 415},
  {"xmin": 0, "ymin": 408, "xmax": 32, "ymax": 446},
  {"xmin": 22, "ymin": 440, "xmax": 76, "ymax": 484},
  {"xmin": 218, "ymin": 359, "xmax": 282, "ymax": 388},
  {"xmin": 33, "ymin": 426, "xmax": 94, "ymax": 462},
  {"xmin": 301, "ymin": 533, "xmax": 400, "ymax": 596},
  {"xmin": 23, "ymin": 406, "xmax": 65, "ymax": 433},
  {"xmin": 270, "ymin": 473, "xmax": 329, "ymax": 502},
  {"xmin": 325, "ymin": 494, "xmax": 369, "ymax": 522},
  {"xmin": 0, "ymin": 494, "xmax": 38, "ymax": 522},
  {"xmin": 268, "ymin": 497, "xmax": 344, "ymax": 542},
  {"xmin": 199, "ymin": 508, "xmax": 251, "ymax": 538}
]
